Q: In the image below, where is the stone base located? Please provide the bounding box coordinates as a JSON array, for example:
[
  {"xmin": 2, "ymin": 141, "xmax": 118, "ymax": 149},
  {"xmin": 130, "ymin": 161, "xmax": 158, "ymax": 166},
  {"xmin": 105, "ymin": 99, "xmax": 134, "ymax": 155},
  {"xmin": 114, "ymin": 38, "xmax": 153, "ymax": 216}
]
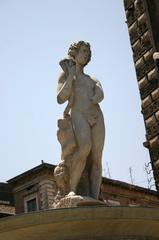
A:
[
  {"xmin": 55, "ymin": 195, "xmax": 106, "ymax": 208},
  {"xmin": 0, "ymin": 206, "xmax": 159, "ymax": 240}
]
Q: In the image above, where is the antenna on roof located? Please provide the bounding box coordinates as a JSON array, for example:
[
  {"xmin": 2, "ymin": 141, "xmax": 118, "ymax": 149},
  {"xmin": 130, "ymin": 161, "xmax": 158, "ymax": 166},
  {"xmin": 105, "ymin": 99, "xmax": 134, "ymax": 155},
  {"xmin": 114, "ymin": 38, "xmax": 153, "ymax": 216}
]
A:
[
  {"xmin": 106, "ymin": 162, "xmax": 111, "ymax": 179},
  {"xmin": 129, "ymin": 167, "xmax": 134, "ymax": 185}
]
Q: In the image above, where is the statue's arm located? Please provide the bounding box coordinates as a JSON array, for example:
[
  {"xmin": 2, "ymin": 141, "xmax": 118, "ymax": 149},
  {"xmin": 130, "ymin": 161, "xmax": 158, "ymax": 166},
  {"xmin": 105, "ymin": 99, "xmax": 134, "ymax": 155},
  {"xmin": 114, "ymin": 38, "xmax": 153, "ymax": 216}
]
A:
[
  {"xmin": 57, "ymin": 72, "xmax": 73, "ymax": 104},
  {"xmin": 91, "ymin": 78, "xmax": 104, "ymax": 103}
]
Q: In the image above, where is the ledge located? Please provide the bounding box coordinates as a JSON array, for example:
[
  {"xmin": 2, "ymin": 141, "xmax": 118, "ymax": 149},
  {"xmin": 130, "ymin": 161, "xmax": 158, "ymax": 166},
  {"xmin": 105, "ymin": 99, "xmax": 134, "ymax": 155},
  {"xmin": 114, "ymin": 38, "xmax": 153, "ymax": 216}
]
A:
[{"xmin": 0, "ymin": 206, "xmax": 159, "ymax": 240}]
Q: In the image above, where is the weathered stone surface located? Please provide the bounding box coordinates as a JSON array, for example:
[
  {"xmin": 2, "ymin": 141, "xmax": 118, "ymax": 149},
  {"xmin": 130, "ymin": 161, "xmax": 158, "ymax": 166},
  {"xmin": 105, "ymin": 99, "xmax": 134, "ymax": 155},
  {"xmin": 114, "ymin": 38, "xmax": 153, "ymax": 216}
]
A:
[
  {"xmin": 0, "ymin": 205, "xmax": 15, "ymax": 215},
  {"xmin": 54, "ymin": 41, "xmax": 105, "ymax": 205},
  {"xmin": 0, "ymin": 206, "xmax": 159, "ymax": 240},
  {"xmin": 55, "ymin": 194, "xmax": 106, "ymax": 208},
  {"xmin": 124, "ymin": 0, "xmax": 159, "ymax": 191}
]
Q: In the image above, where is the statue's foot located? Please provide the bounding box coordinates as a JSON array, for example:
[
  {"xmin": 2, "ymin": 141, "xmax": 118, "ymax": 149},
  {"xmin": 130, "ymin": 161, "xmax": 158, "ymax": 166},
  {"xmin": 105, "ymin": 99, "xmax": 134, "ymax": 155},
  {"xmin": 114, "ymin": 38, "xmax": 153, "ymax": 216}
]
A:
[{"xmin": 67, "ymin": 191, "xmax": 76, "ymax": 197}]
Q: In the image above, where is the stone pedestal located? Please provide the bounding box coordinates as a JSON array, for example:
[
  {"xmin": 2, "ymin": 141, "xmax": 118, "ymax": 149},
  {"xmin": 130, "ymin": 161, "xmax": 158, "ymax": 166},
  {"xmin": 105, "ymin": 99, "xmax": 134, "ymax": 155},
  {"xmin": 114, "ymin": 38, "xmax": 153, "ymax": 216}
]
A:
[
  {"xmin": 0, "ymin": 206, "xmax": 159, "ymax": 240},
  {"xmin": 55, "ymin": 195, "xmax": 106, "ymax": 208}
]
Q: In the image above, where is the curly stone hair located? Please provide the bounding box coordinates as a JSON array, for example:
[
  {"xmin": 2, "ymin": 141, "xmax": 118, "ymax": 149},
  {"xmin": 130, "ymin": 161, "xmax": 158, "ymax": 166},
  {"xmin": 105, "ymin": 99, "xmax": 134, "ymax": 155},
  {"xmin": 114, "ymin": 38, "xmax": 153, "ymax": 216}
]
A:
[{"xmin": 68, "ymin": 41, "xmax": 91, "ymax": 65}]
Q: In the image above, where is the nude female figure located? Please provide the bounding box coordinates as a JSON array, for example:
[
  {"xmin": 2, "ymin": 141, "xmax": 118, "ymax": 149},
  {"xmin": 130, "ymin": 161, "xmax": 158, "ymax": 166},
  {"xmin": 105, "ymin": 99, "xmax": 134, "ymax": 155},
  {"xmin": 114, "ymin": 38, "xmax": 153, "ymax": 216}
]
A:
[{"xmin": 57, "ymin": 41, "xmax": 105, "ymax": 199}]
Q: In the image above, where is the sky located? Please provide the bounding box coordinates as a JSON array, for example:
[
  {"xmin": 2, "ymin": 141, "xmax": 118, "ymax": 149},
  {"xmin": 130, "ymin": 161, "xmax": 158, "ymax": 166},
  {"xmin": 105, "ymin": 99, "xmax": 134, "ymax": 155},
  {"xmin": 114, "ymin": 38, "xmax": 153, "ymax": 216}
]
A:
[{"xmin": 0, "ymin": 0, "xmax": 155, "ymax": 189}]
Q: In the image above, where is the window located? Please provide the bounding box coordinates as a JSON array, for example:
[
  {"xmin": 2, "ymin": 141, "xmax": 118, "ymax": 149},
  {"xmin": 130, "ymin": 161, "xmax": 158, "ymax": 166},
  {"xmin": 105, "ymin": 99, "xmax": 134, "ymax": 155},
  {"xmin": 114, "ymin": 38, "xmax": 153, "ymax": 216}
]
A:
[
  {"xmin": 26, "ymin": 198, "xmax": 37, "ymax": 212},
  {"xmin": 24, "ymin": 193, "xmax": 39, "ymax": 213}
]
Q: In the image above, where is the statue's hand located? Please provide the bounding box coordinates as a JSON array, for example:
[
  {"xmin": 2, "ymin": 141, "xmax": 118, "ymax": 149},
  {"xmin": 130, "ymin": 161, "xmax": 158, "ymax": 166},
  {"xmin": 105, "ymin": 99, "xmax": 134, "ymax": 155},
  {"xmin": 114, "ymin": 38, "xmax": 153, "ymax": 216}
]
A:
[
  {"xmin": 59, "ymin": 58, "xmax": 76, "ymax": 80},
  {"xmin": 67, "ymin": 64, "xmax": 76, "ymax": 80}
]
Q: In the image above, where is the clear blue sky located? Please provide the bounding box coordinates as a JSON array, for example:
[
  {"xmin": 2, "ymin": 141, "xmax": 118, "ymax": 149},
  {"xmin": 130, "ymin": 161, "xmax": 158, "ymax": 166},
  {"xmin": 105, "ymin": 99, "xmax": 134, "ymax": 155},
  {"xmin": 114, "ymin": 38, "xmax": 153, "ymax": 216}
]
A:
[{"xmin": 0, "ymin": 0, "xmax": 155, "ymax": 189}]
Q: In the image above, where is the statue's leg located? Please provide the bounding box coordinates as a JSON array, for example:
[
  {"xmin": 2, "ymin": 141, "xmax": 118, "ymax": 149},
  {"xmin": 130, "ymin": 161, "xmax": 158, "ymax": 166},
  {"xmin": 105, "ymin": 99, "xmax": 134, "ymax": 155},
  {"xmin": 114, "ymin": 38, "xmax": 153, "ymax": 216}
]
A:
[
  {"xmin": 70, "ymin": 111, "xmax": 92, "ymax": 194},
  {"xmin": 90, "ymin": 113, "xmax": 105, "ymax": 199}
]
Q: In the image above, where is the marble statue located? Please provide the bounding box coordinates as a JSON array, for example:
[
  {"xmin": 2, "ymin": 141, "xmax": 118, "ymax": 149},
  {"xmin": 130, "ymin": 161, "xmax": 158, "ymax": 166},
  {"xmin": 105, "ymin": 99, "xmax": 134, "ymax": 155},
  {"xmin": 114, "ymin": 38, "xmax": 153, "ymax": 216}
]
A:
[{"xmin": 54, "ymin": 41, "xmax": 105, "ymax": 207}]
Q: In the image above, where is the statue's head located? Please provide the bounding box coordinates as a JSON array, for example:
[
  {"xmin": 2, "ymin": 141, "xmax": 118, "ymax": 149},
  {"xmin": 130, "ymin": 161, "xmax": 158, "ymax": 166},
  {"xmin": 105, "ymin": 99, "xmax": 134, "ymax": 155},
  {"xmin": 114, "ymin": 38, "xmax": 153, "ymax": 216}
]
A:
[{"xmin": 68, "ymin": 41, "xmax": 91, "ymax": 66}]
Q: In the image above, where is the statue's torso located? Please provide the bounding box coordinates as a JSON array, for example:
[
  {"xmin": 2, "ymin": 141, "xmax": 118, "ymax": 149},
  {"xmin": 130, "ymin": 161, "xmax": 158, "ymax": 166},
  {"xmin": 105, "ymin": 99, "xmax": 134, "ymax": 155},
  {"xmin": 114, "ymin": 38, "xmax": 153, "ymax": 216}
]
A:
[{"xmin": 71, "ymin": 73, "xmax": 100, "ymax": 113}]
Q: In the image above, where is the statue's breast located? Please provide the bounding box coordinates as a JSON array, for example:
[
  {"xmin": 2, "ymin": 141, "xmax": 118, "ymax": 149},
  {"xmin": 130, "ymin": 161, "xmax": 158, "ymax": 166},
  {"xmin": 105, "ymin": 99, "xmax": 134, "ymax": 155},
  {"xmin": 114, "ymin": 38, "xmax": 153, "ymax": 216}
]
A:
[{"xmin": 74, "ymin": 76, "xmax": 94, "ymax": 91}]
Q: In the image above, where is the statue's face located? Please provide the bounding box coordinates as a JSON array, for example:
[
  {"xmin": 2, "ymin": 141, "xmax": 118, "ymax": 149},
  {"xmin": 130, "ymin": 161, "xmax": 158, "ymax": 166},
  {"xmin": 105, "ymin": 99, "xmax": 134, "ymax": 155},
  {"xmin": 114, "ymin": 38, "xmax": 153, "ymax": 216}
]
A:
[{"xmin": 75, "ymin": 45, "xmax": 90, "ymax": 66}]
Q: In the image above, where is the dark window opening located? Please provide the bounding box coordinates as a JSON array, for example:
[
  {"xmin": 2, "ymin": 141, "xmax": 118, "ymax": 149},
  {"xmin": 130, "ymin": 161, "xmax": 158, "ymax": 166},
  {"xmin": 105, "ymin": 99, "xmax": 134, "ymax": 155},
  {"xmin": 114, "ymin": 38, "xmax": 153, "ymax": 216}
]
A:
[{"xmin": 26, "ymin": 198, "xmax": 37, "ymax": 212}]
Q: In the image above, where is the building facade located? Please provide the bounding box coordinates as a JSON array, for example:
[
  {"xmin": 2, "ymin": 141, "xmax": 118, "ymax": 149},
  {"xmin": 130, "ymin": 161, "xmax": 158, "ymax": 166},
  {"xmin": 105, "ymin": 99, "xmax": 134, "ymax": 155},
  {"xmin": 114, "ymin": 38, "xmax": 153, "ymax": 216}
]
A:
[
  {"xmin": 0, "ymin": 183, "xmax": 15, "ymax": 218},
  {"xmin": 124, "ymin": 0, "xmax": 159, "ymax": 191},
  {"xmin": 5, "ymin": 162, "xmax": 159, "ymax": 215},
  {"xmin": 7, "ymin": 163, "xmax": 57, "ymax": 214}
]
